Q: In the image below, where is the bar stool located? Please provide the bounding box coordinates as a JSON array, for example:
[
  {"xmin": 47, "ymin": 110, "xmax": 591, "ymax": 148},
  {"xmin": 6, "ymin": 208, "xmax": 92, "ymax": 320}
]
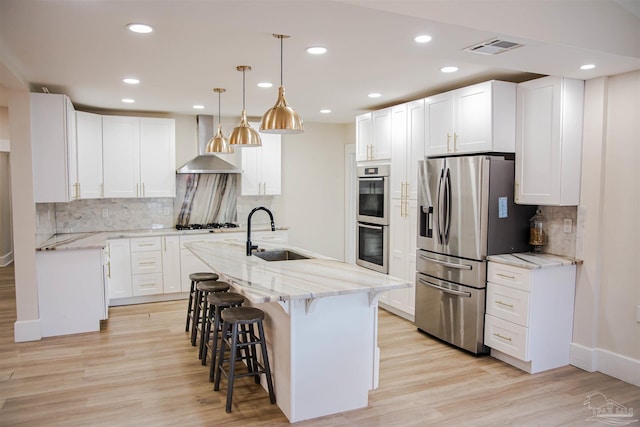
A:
[
  {"xmin": 214, "ymin": 306, "xmax": 276, "ymax": 413},
  {"xmin": 202, "ymin": 292, "xmax": 245, "ymax": 374},
  {"xmin": 192, "ymin": 280, "xmax": 230, "ymax": 356},
  {"xmin": 185, "ymin": 272, "xmax": 219, "ymax": 332}
]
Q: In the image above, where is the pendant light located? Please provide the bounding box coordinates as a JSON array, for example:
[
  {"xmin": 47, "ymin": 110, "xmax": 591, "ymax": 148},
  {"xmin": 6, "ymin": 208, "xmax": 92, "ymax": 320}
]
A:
[
  {"xmin": 260, "ymin": 34, "xmax": 304, "ymax": 134},
  {"xmin": 230, "ymin": 65, "xmax": 262, "ymax": 147},
  {"xmin": 206, "ymin": 88, "xmax": 232, "ymax": 153}
]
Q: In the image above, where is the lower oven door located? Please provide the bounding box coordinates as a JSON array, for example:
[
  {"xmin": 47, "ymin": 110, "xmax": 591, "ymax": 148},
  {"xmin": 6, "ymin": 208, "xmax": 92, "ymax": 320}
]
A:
[
  {"xmin": 414, "ymin": 273, "xmax": 488, "ymax": 354},
  {"xmin": 356, "ymin": 222, "xmax": 388, "ymax": 274}
]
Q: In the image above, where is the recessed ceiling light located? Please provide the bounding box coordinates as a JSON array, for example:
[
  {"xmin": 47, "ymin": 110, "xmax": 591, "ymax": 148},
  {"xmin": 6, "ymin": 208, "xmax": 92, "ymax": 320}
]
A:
[
  {"xmin": 127, "ymin": 23, "xmax": 153, "ymax": 34},
  {"xmin": 414, "ymin": 35, "xmax": 432, "ymax": 43},
  {"xmin": 441, "ymin": 66, "xmax": 458, "ymax": 73},
  {"xmin": 257, "ymin": 82, "xmax": 273, "ymax": 88},
  {"xmin": 121, "ymin": 98, "xmax": 135, "ymax": 104},
  {"xmin": 580, "ymin": 64, "xmax": 596, "ymax": 70},
  {"xmin": 368, "ymin": 93, "xmax": 382, "ymax": 98},
  {"xmin": 192, "ymin": 105, "xmax": 205, "ymax": 110},
  {"xmin": 307, "ymin": 46, "xmax": 327, "ymax": 55},
  {"xmin": 123, "ymin": 78, "xmax": 140, "ymax": 85},
  {"xmin": 320, "ymin": 109, "xmax": 332, "ymax": 114}
]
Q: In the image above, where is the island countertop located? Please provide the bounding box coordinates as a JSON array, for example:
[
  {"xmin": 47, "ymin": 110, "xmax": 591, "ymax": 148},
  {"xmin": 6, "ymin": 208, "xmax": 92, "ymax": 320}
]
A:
[{"xmin": 185, "ymin": 239, "xmax": 410, "ymax": 304}]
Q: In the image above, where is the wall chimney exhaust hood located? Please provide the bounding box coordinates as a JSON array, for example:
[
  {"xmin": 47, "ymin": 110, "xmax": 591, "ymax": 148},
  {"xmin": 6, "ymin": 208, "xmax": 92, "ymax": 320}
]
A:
[{"xmin": 176, "ymin": 115, "xmax": 241, "ymax": 174}]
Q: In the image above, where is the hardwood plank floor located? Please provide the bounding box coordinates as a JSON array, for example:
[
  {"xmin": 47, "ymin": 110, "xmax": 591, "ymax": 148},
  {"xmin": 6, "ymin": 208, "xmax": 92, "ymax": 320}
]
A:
[{"xmin": 1, "ymin": 263, "xmax": 638, "ymax": 426}]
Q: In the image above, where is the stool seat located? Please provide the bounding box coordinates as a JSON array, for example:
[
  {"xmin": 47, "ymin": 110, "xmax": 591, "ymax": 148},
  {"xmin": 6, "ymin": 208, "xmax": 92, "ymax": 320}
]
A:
[
  {"xmin": 185, "ymin": 272, "xmax": 219, "ymax": 333},
  {"xmin": 189, "ymin": 272, "xmax": 219, "ymax": 282},
  {"xmin": 221, "ymin": 306, "xmax": 265, "ymax": 323},
  {"xmin": 197, "ymin": 280, "xmax": 230, "ymax": 293},
  {"xmin": 207, "ymin": 292, "xmax": 245, "ymax": 307}
]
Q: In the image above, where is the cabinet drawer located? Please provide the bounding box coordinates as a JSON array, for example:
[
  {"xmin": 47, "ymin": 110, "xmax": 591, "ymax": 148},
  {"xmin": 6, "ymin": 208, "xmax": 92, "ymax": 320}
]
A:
[
  {"xmin": 484, "ymin": 314, "xmax": 529, "ymax": 361},
  {"xmin": 130, "ymin": 237, "xmax": 162, "ymax": 252},
  {"xmin": 132, "ymin": 273, "xmax": 164, "ymax": 296},
  {"xmin": 488, "ymin": 262, "xmax": 531, "ymax": 292},
  {"xmin": 131, "ymin": 251, "xmax": 162, "ymax": 274},
  {"xmin": 486, "ymin": 283, "xmax": 530, "ymax": 327}
]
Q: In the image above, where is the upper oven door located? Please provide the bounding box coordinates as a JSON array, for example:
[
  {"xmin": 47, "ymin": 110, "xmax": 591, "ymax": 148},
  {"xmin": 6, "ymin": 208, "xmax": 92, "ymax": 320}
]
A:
[{"xmin": 357, "ymin": 175, "xmax": 389, "ymax": 225}]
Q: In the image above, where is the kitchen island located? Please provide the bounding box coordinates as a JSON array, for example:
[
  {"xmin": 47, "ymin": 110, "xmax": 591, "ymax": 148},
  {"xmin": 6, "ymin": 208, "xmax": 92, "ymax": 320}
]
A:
[{"xmin": 185, "ymin": 239, "xmax": 410, "ymax": 423}]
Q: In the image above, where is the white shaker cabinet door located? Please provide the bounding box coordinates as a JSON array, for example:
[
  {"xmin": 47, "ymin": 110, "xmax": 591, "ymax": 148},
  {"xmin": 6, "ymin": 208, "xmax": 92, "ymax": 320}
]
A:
[
  {"xmin": 139, "ymin": 117, "xmax": 176, "ymax": 198},
  {"xmin": 76, "ymin": 111, "xmax": 103, "ymax": 199},
  {"xmin": 106, "ymin": 239, "xmax": 133, "ymax": 299},
  {"xmin": 260, "ymin": 132, "xmax": 281, "ymax": 195},
  {"xmin": 454, "ymin": 82, "xmax": 492, "ymax": 153},
  {"xmin": 425, "ymin": 92, "xmax": 454, "ymax": 156},
  {"xmin": 162, "ymin": 236, "xmax": 182, "ymax": 293},
  {"xmin": 103, "ymin": 116, "xmax": 140, "ymax": 198},
  {"xmin": 355, "ymin": 113, "xmax": 373, "ymax": 162}
]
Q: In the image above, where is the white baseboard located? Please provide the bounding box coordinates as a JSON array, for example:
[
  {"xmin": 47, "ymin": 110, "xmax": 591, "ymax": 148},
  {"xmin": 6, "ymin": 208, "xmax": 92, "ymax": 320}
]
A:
[
  {"xmin": 0, "ymin": 251, "xmax": 13, "ymax": 267},
  {"xmin": 570, "ymin": 343, "xmax": 640, "ymax": 386},
  {"xmin": 14, "ymin": 319, "xmax": 42, "ymax": 342}
]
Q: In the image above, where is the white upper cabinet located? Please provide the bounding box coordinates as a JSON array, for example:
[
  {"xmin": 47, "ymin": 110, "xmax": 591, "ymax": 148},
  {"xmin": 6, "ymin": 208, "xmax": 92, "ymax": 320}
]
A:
[
  {"xmin": 102, "ymin": 116, "xmax": 175, "ymax": 198},
  {"xmin": 356, "ymin": 109, "xmax": 392, "ymax": 162},
  {"xmin": 390, "ymin": 100, "xmax": 425, "ymax": 201},
  {"xmin": 425, "ymin": 81, "xmax": 516, "ymax": 156},
  {"xmin": 76, "ymin": 111, "xmax": 103, "ymax": 199},
  {"xmin": 515, "ymin": 76, "xmax": 584, "ymax": 206},
  {"xmin": 241, "ymin": 129, "xmax": 281, "ymax": 196},
  {"xmin": 31, "ymin": 93, "xmax": 78, "ymax": 202}
]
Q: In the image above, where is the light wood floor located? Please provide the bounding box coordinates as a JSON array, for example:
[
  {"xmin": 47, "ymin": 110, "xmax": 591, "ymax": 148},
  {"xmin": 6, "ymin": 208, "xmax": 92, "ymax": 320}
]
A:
[{"xmin": 1, "ymin": 264, "xmax": 638, "ymax": 426}]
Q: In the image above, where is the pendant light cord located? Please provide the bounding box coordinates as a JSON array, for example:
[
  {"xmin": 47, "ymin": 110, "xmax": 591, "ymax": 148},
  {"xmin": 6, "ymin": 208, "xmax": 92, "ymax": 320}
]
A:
[
  {"xmin": 280, "ymin": 35, "xmax": 284, "ymax": 86},
  {"xmin": 242, "ymin": 68, "xmax": 246, "ymax": 110},
  {"xmin": 218, "ymin": 91, "xmax": 221, "ymax": 125}
]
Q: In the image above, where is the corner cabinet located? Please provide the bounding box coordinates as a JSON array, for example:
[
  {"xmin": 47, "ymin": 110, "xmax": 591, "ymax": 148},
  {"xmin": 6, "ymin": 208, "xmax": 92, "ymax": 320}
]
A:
[
  {"xmin": 514, "ymin": 76, "xmax": 584, "ymax": 206},
  {"xmin": 484, "ymin": 260, "xmax": 576, "ymax": 374},
  {"xmin": 102, "ymin": 116, "xmax": 176, "ymax": 198},
  {"xmin": 425, "ymin": 81, "xmax": 516, "ymax": 156},
  {"xmin": 241, "ymin": 129, "xmax": 281, "ymax": 196},
  {"xmin": 76, "ymin": 111, "xmax": 104, "ymax": 199},
  {"xmin": 31, "ymin": 93, "xmax": 78, "ymax": 202},
  {"xmin": 356, "ymin": 109, "xmax": 392, "ymax": 162}
]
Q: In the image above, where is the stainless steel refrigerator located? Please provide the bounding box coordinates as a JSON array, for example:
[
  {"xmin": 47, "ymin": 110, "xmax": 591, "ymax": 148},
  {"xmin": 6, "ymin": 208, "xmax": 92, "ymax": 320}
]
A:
[{"xmin": 414, "ymin": 155, "xmax": 535, "ymax": 354}]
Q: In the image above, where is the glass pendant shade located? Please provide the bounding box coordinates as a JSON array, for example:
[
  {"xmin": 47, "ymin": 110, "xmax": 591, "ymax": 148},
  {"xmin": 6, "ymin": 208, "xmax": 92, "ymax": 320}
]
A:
[
  {"xmin": 260, "ymin": 34, "xmax": 304, "ymax": 134},
  {"xmin": 260, "ymin": 85, "xmax": 303, "ymax": 134},
  {"xmin": 230, "ymin": 65, "xmax": 262, "ymax": 147},
  {"xmin": 205, "ymin": 88, "xmax": 232, "ymax": 153}
]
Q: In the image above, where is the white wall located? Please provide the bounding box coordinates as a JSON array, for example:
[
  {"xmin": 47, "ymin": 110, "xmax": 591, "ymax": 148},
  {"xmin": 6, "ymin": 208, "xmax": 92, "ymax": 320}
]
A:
[
  {"xmin": 572, "ymin": 71, "xmax": 640, "ymax": 386},
  {"xmin": 0, "ymin": 106, "xmax": 13, "ymax": 266},
  {"xmin": 280, "ymin": 122, "xmax": 351, "ymax": 260}
]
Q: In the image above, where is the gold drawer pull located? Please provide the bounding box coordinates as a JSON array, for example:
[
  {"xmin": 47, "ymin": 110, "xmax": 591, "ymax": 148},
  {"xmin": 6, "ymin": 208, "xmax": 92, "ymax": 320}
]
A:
[
  {"xmin": 139, "ymin": 261, "xmax": 156, "ymax": 265},
  {"xmin": 493, "ymin": 333, "xmax": 512, "ymax": 342},
  {"xmin": 496, "ymin": 300, "xmax": 514, "ymax": 308},
  {"xmin": 497, "ymin": 273, "xmax": 516, "ymax": 280}
]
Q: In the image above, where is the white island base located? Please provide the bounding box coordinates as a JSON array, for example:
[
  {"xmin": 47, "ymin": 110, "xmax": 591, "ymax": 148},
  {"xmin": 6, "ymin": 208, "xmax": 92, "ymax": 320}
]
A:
[{"xmin": 254, "ymin": 292, "xmax": 379, "ymax": 423}]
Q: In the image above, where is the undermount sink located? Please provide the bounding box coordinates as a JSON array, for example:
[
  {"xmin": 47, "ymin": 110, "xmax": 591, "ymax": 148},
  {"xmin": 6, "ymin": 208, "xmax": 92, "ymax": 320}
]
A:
[{"xmin": 253, "ymin": 249, "xmax": 310, "ymax": 262}]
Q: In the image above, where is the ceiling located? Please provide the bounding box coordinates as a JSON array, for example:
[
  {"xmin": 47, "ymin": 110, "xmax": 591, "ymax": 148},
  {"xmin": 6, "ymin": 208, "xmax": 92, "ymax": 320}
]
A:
[{"xmin": 0, "ymin": 0, "xmax": 638, "ymax": 124}]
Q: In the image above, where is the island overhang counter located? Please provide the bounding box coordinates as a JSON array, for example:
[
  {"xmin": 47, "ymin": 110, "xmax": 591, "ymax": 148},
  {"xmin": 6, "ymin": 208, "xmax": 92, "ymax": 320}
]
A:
[{"xmin": 184, "ymin": 239, "xmax": 410, "ymax": 423}]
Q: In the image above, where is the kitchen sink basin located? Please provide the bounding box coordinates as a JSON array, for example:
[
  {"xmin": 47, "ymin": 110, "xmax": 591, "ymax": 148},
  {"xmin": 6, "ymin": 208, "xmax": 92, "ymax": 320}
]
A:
[{"xmin": 253, "ymin": 249, "xmax": 310, "ymax": 262}]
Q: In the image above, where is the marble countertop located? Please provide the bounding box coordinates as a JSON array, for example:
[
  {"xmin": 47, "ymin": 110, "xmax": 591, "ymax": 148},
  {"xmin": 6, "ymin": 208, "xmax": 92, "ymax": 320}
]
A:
[
  {"xmin": 185, "ymin": 239, "xmax": 411, "ymax": 303},
  {"xmin": 36, "ymin": 226, "xmax": 287, "ymax": 251},
  {"xmin": 487, "ymin": 252, "xmax": 583, "ymax": 270}
]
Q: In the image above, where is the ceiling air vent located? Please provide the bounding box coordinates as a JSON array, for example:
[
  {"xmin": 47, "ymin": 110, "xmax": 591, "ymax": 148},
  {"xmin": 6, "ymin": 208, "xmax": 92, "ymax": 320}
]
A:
[{"xmin": 464, "ymin": 39, "xmax": 524, "ymax": 55}]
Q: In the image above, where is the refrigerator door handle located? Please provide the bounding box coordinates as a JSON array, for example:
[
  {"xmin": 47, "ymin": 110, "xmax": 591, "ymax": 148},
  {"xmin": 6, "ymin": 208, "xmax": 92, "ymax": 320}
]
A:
[
  {"xmin": 436, "ymin": 169, "xmax": 445, "ymax": 244},
  {"xmin": 419, "ymin": 253, "xmax": 473, "ymax": 270},
  {"xmin": 444, "ymin": 168, "xmax": 452, "ymax": 244},
  {"xmin": 418, "ymin": 277, "xmax": 472, "ymax": 298}
]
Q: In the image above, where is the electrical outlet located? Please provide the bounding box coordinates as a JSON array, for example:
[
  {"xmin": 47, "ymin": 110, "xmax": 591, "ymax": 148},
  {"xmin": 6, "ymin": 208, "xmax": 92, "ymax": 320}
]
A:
[
  {"xmin": 102, "ymin": 208, "xmax": 108, "ymax": 218},
  {"xmin": 563, "ymin": 218, "xmax": 572, "ymax": 233},
  {"xmin": 163, "ymin": 207, "xmax": 171, "ymax": 216}
]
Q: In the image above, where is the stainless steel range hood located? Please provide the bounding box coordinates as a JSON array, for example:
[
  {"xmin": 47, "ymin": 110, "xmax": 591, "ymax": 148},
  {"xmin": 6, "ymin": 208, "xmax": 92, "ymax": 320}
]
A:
[{"xmin": 176, "ymin": 115, "xmax": 241, "ymax": 174}]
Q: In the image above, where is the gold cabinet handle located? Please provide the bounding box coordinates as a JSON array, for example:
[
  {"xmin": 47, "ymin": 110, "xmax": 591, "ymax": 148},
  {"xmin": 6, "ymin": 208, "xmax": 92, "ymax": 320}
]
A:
[
  {"xmin": 497, "ymin": 273, "xmax": 516, "ymax": 280},
  {"xmin": 163, "ymin": 237, "xmax": 166, "ymax": 252},
  {"xmin": 496, "ymin": 300, "xmax": 514, "ymax": 309},
  {"xmin": 446, "ymin": 133, "xmax": 451, "ymax": 153},
  {"xmin": 107, "ymin": 261, "xmax": 111, "ymax": 279},
  {"xmin": 493, "ymin": 333, "xmax": 512, "ymax": 342},
  {"xmin": 453, "ymin": 132, "xmax": 458, "ymax": 152},
  {"xmin": 136, "ymin": 183, "xmax": 139, "ymax": 197},
  {"xmin": 142, "ymin": 182, "xmax": 145, "ymax": 197}
]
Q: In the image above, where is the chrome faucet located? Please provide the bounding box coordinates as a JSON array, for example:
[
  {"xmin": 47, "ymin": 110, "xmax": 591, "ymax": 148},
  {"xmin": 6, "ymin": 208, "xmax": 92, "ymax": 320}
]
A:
[{"xmin": 246, "ymin": 206, "xmax": 275, "ymax": 256}]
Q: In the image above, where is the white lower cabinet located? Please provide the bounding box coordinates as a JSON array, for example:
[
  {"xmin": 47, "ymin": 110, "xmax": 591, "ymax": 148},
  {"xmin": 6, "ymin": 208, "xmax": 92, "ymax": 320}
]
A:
[
  {"xmin": 484, "ymin": 260, "xmax": 576, "ymax": 373},
  {"xmin": 162, "ymin": 236, "xmax": 182, "ymax": 293},
  {"xmin": 106, "ymin": 238, "xmax": 133, "ymax": 299}
]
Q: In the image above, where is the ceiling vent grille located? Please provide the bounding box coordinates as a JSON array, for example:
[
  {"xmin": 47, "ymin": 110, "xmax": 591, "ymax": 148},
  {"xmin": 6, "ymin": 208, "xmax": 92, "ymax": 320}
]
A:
[{"xmin": 464, "ymin": 39, "xmax": 524, "ymax": 55}]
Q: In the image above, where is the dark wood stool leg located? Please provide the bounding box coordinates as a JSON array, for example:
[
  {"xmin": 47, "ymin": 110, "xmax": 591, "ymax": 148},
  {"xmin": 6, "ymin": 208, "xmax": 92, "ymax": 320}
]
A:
[
  {"xmin": 190, "ymin": 288, "xmax": 201, "ymax": 346},
  {"xmin": 214, "ymin": 320, "xmax": 229, "ymax": 391},
  {"xmin": 201, "ymin": 301, "xmax": 213, "ymax": 365},
  {"xmin": 185, "ymin": 279, "xmax": 195, "ymax": 332},
  {"xmin": 198, "ymin": 294, "xmax": 209, "ymax": 360},
  {"xmin": 258, "ymin": 320, "xmax": 276, "ymax": 404},
  {"xmin": 225, "ymin": 322, "xmax": 239, "ymax": 413},
  {"xmin": 208, "ymin": 305, "xmax": 222, "ymax": 382}
]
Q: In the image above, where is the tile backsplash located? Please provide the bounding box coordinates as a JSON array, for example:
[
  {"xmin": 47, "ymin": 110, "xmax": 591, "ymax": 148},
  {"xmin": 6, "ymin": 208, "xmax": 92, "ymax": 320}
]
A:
[{"xmin": 538, "ymin": 205, "xmax": 578, "ymax": 258}]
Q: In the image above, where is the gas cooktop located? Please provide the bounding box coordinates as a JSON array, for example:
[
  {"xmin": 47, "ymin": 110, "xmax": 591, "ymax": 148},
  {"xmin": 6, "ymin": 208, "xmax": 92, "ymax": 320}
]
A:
[{"xmin": 175, "ymin": 222, "xmax": 239, "ymax": 231}]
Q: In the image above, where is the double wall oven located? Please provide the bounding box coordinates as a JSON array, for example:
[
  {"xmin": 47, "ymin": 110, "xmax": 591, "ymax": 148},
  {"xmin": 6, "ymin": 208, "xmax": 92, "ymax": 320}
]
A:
[{"xmin": 356, "ymin": 165, "xmax": 389, "ymax": 274}]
